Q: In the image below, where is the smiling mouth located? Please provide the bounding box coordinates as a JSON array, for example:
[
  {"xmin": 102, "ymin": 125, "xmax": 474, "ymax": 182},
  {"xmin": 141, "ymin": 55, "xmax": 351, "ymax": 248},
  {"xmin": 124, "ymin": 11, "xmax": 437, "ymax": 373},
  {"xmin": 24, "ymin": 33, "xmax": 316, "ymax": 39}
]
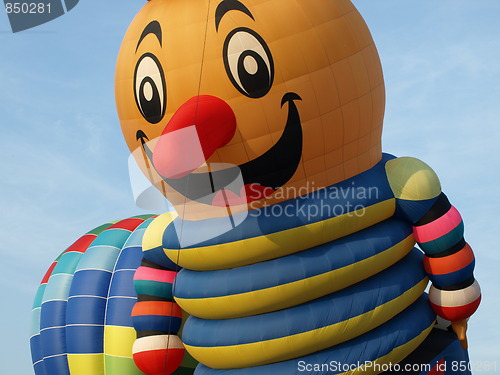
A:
[{"xmin": 137, "ymin": 92, "xmax": 303, "ymax": 206}]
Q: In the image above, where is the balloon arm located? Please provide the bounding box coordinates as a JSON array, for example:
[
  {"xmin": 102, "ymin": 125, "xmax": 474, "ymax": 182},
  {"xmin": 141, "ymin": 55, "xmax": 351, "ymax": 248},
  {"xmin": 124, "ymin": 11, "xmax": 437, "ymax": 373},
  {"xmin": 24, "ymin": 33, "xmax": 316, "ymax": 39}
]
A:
[
  {"xmin": 385, "ymin": 159, "xmax": 481, "ymax": 328},
  {"xmin": 407, "ymin": 194, "xmax": 481, "ymax": 326},
  {"xmin": 131, "ymin": 259, "xmax": 185, "ymax": 375}
]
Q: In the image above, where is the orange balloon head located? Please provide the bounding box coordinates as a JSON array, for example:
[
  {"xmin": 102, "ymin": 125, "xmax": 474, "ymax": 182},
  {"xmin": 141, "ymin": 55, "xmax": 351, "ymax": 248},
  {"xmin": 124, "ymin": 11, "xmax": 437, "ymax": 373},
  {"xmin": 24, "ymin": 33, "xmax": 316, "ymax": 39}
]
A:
[{"xmin": 116, "ymin": 0, "xmax": 385, "ymax": 218}]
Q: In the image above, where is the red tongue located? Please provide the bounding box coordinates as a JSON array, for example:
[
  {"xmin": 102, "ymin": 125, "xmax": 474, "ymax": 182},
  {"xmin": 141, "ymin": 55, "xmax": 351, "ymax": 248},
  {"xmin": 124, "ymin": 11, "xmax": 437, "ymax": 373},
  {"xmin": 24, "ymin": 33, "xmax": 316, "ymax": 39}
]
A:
[
  {"xmin": 211, "ymin": 184, "xmax": 275, "ymax": 207},
  {"xmin": 152, "ymin": 95, "xmax": 236, "ymax": 179}
]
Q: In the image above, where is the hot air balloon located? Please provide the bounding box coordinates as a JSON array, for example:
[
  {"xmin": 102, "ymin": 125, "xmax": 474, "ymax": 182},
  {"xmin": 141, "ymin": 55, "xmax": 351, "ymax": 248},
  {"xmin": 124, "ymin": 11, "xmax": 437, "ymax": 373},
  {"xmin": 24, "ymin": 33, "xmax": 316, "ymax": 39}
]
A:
[
  {"xmin": 30, "ymin": 216, "xmax": 198, "ymax": 375},
  {"xmin": 115, "ymin": 0, "xmax": 481, "ymax": 374}
]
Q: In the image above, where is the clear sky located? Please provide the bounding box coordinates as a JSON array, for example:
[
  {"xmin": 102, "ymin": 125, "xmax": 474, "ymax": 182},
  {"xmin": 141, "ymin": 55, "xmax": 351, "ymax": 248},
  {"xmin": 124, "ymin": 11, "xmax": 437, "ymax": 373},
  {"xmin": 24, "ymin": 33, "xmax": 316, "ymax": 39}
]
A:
[{"xmin": 0, "ymin": 0, "xmax": 499, "ymax": 374}]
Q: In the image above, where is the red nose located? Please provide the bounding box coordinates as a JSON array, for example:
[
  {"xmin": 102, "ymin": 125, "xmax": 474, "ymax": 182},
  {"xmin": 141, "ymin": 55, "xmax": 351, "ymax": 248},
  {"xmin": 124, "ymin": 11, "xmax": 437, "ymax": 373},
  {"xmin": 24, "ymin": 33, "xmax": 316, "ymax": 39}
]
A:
[{"xmin": 152, "ymin": 95, "xmax": 237, "ymax": 179}]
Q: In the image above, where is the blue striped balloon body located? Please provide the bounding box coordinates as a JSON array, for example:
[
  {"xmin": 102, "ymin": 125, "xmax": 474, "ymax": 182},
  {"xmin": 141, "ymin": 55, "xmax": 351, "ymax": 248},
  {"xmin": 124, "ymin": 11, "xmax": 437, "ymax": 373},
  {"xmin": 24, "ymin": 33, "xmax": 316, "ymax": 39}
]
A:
[{"xmin": 163, "ymin": 156, "xmax": 442, "ymax": 374}]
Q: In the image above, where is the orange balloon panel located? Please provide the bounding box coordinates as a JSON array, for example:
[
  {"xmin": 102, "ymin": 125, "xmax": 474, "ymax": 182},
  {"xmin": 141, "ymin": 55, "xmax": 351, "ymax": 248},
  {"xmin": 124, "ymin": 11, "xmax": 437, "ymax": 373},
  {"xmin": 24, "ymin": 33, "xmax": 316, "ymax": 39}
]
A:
[{"xmin": 115, "ymin": 0, "xmax": 385, "ymax": 218}]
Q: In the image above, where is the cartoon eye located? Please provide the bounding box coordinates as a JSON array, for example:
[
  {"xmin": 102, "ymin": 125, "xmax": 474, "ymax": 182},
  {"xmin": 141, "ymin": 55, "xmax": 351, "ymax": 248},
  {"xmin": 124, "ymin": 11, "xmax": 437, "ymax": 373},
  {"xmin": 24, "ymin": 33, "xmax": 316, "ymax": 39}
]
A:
[
  {"xmin": 223, "ymin": 28, "xmax": 274, "ymax": 98},
  {"xmin": 134, "ymin": 53, "xmax": 166, "ymax": 124}
]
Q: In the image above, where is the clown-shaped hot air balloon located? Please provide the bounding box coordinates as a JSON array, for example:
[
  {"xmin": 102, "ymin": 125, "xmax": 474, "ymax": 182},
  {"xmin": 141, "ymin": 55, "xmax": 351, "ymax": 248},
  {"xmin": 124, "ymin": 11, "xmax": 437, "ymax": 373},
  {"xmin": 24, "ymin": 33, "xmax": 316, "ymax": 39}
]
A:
[
  {"xmin": 115, "ymin": 0, "xmax": 481, "ymax": 373},
  {"xmin": 31, "ymin": 0, "xmax": 481, "ymax": 374}
]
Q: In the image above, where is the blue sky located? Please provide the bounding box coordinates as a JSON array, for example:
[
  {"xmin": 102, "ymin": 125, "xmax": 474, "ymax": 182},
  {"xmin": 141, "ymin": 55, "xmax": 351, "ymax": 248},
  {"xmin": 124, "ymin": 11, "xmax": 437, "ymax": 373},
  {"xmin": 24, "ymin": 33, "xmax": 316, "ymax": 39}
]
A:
[{"xmin": 1, "ymin": 0, "xmax": 499, "ymax": 373}]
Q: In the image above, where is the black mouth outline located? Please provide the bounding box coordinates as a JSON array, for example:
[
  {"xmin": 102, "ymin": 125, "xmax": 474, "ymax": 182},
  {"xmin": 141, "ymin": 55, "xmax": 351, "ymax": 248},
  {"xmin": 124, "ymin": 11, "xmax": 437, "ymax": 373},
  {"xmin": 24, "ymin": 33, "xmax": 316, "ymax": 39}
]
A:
[{"xmin": 136, "ymin": 92, "xmax": 303, "ymax": 205}]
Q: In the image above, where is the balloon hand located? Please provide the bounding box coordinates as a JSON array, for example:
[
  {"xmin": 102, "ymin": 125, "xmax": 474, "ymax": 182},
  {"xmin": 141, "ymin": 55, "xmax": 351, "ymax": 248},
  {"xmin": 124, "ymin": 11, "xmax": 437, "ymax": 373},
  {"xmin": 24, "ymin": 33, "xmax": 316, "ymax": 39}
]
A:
[{"xmin": 451, "ymin": 319, "xmax": 468, "ymax": 350}]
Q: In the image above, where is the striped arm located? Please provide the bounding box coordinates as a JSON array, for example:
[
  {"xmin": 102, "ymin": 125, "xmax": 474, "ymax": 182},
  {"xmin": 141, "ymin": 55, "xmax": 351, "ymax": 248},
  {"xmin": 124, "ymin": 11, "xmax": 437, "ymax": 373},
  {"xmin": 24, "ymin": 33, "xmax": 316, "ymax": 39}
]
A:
[
  {"xmin": 413, "ymin": 193, "xmax": 481, "ymax": 321},
  {"xmin": 132, "ymin": 259, "xmax": 185, "ymax": 375}
]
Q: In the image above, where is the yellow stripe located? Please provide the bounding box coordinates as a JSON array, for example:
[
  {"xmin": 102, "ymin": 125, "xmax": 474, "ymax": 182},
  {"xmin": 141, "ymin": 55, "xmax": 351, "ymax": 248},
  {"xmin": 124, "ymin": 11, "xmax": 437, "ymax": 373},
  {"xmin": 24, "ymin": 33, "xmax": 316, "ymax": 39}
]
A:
[
  {"xmin": 176, "ymin": 234, "xmax": 416, "ymax": 319},
  {"xmin": 67, "ymin": 353, "xmax": 104, "ymax": 375},
  {"xmin": 184, "ymin": 278, "xmax": 428, "ymax": 369},
  {"xmin": 104, "ymin": 355, "xmax": 143, "ymax": 375},
  {"xmin": 104, "ymin": 325, "xmax": 136, "ymax": 358},
  {"xmin": 142, "ymin": 212, "xmax": 177, "ymax": 252},
  {"xmin": 343, "ymin": 323, "xmax": 435, "ymax": 375},
  {"xmin": 385, "ymin": 157, "xmax": 441, "ymax": 201},
  {"xmin": 167, "ymin": 199, "xmax": 396, "ymax": 270}
]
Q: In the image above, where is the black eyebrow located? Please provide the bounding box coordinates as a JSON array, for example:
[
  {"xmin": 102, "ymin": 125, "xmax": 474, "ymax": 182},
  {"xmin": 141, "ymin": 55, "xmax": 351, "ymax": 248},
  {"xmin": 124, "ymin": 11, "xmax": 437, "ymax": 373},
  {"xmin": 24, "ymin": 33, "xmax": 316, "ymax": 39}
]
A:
[
  {"xmin": 215, "ymin": 0, "xmax": 254, "ymax": 31},
  {"xmin": 136, "ymin": 21, "xmax": 162, "ymax": 52}
]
